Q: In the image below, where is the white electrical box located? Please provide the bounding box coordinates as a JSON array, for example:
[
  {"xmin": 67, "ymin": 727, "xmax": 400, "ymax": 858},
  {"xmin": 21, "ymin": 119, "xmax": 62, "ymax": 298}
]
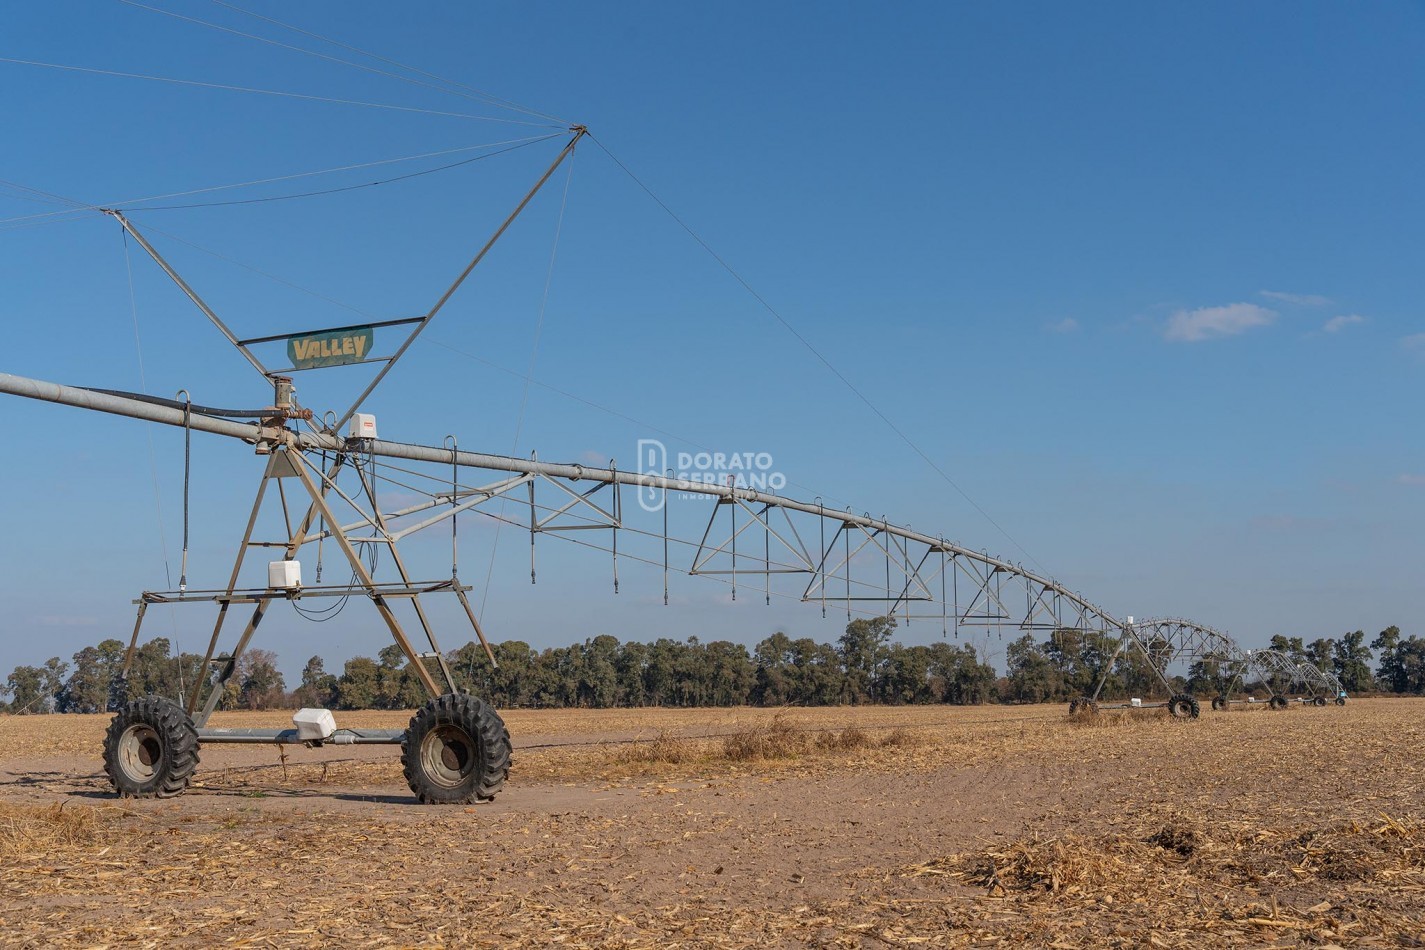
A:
[
  {"xmin": 349, "ymin": 413, "xmax": 378, "ymax": 440},
  {"xmin": 293, "ymin": 708, "xmax": 336, "ymax": 742},
  {"xmin": 1130, "ymin": 698, "xmax": 1142, "ymax": 707},
  {"xmin": 268, "ymin": 559, "xmax": 302, "ymax": 589}
]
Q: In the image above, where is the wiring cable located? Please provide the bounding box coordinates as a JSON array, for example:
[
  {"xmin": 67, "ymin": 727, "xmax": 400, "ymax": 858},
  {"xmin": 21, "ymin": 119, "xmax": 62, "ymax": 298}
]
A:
[
  {"xmin": 121, "ymin": 227, "xmax": 188, "ymax": 697},
  {"xmin": 120, "ymin": 0, "xmax": 563, "ymax": 125},
  {"xmin": 0, "ymin": 56, "xmax": 559, "ymax": 127},
  {"xmin": 0, "ymin": 135, "xmax": 561, "ymax": 227},
  {"xmin": 132, "ymin": 135, "xmax": 562, "ymax": 211},
  {"xmin": 479, "ymin": 149, "xmax": 578, "ymax": 621},
  {"xmin": 209, "ymin": 0, "xmax": 568, "ymax": 125}
]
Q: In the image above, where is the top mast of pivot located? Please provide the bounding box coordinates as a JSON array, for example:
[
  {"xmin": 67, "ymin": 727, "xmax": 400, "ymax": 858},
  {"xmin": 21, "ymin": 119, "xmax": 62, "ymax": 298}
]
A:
[
  {"xmin": 333, "ymin": 125, "xmax": 587, "ymax": 430},
  {"xmin": 103, "ymin": 124, "xmax": 588, "ymax": 419}
]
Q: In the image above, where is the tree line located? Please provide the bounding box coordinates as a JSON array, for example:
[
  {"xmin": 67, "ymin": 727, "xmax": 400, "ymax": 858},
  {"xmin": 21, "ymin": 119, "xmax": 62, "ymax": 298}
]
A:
[
  {"xmin": 1002, "ymin": 627, "xmax": 1413, "ymax": 703},
  {"xmin": 4, "ymin": 619, "xmax": 1423, "ymax": 715},
  {"xmin": 0, "ymin": 617, "xmax": 995, "ymax": 714}
]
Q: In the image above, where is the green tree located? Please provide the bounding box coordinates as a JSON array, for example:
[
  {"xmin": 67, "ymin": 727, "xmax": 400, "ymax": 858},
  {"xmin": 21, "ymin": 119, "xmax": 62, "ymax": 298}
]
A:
[
  {"xmin": 616, "ymin": 640, "xmax": 650, "ymax": 707},
  {"xmin": 579, "ymin": 635, "xmax": 622, "ymax": 708},
  {"xmin": 1004, "ymin": 634, "xmax": 1059, "ymax": 703},
  {"xmin": 883, "ymin": 644, "xmax": 933, "ymax": 704},
  {"xmin": 927, "ymin": 642, "xmax": 995, "ymax": 704},
  {"xmin": 375, "ymin": 644, "xmax": 427, "ymax": 709},
  {"xmin": 673, "ymin": 638, "xmax": 712, "ymax": 706},
  {"xmin": 126, "ymin": 638, "xmax": 183, "ymax": 704},
  {"xmin": 1331, "ymin": 631, "xmax": 1373, "ymax": 693},
  {"xmin": 1269, "ymin": 635, "xmax": 1307, "ymax": 664},
  {"xmin": 1186, "ymin": 656, "xmax": 1231, "ymax": 697},
  {"xmin": 1392, "ymin": 636, "xmax": 1425, "ymax": 694},
  {"xmin": 1372, "ymin": 626, "xmax": 1404, "ymax": 692},
  {"xmin": 1046, "ymin": 629, "xmax": 1123, "ymax": 698},
  {"xmin": 838, "ymin": 616, "xmax": 895, "ymax": 703},
  {"xmin": 3, "ymin": 658, "xmax": 67, "ymax": 714},
  {"xmin": 785, "ymin": 638, "xmax": 844, "ymax": 705},
  {"xmin": 1305, "ymin": 637, "xmax": 1335, "ymax": 673},
  {"xmin": 295, "ymin": 655, "xmax": 338, "ymax": 708},
  {"xmin": 540, "ymin": 645, "xmax": 583, "ymax": 707},
  {"xmin": 642, "ymin": 638, "xmax": 684, "ymax": 706},
  {"xmin": 236, "ymin": 649, "xmax": 286, "ymax": 710},
  {"xmin": 752, "ymin": 632, "xmax": 795, "ymax": 706},
  {"xmin": 57, "ymin": 639, "xmax": 127, "ymax": 713},
  {"xmin": 704, "ymin": 640, "xmax": 755, "ymax": 705},
  {"xmin": 1115, "ymin": 638, "xmax": 1165, "ymax": 699},
  {"xmin": 335, "ymin": 656, "xmax": 380, "ymax": 710}
]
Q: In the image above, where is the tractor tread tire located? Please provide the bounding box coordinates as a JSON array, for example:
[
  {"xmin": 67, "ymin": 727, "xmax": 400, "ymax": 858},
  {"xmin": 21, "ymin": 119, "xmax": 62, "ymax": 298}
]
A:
[
  {"xmin": 1211, "ymin": 695, "xmax": 1227, "ymax": 712},
  {"xmin": 1269, "ymin": 695, "xmax": 1289, "ymax": 710},
  {"xmin": 102, "ymin": 697, "xmax": 200, "ymax": 799},
  {"xmin": 1168, "ymin": 693, "xmax": 1201, "ymax": 720},
  {"xmin": 402, "ymin": 693, "xmax": 511, "ymax": 805}
]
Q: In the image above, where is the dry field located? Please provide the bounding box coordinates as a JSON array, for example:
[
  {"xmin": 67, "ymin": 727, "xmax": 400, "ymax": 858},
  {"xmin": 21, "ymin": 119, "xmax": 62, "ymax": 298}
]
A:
[{"xmin": 1, "ymin": 699, "xmax": 1423, "ymax": 948}]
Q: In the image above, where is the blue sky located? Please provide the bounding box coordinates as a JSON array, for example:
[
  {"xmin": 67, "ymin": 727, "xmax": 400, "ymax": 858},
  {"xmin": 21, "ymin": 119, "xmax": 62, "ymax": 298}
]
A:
[{"xmin": 1, "ymin": 1, "xmax": 1422, "ymax": 679}]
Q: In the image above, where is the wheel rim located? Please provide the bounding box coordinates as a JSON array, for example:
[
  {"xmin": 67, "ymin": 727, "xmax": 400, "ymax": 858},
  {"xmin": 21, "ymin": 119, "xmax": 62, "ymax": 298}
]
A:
[
  {"xmin": 117, "ymin": 724, "xmax": 164, "ymax": 783},
  {"xmin": 420, "ymin": 724, "xmax": 477, "ymax": 789}
]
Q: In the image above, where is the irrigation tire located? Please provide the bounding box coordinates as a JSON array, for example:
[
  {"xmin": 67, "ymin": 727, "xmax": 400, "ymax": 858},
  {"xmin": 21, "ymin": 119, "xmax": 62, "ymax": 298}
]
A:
[
  {"xmin": 1211, "ymin": 695, "xmax": 1227, "ymax": 712},
  {"xmin": 1335, "ymin": 696, "xmax": 1346, "ymax": 706},
  {"xmin": 1313, "ymin": 696, "xmax": 1327, "ymax": 707},
  {"xmin": 1069, "ymin": 698, "xmax": 1097, "ymax": 716},
  {"xmin": 402, "ymin": 693, "xmax": 511, "ymax": 804},
  {"xmin": 102, "ymin": 696, "xmax": 200, "ymax": 798},
  {"xmin": 1167, "ymin": 694, "xmax": 1201, "ymax": 720},
  {"xmin": 1269, "ymin": 695, "xmax": 1289, "ymax": 710}
]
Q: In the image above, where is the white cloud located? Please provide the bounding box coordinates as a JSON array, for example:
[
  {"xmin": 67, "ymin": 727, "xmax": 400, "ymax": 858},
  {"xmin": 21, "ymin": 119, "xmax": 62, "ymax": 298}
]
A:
[
  {"xmin": 1164, "ymin": 303, "xmax": 1277, "ymax": 343},
  {"xmin": 1402, "ymin": 333, "xmax": 1425, "ymax": 351},
  {"xmin": 1322, "ymin": 314, "xmax": 1365, "ymax": 333},
  {"xmin": 1397, "ymin": 474, "xmax": 1425, "ymax": 486},
  {"xmin": 1047, "ymin": 317, "xmax": 1079, "ymax": 334},
  {"xmin": 1260, "ymin": 290, "xmax": 1330, "ymax": 306}
]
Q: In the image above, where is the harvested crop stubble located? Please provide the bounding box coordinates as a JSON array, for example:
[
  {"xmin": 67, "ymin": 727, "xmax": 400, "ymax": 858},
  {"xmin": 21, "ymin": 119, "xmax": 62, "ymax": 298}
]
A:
[
  {"xmin": 0, "ymin": 802, "xmax": 115, "ymax": 857},
  {"xmin": 901, "ymin": 810, "xmax": 1425, "ymax": 947},
  {"xmin": 544, "ymin": 720, "xmax": 933, "ymax": 783},
  {"xmin": 1, "ymin": 700, "xmax": 1423, "ymax": 947},
  {"xmin": 1067, "ymin": 707, "xmax": 1169, "ymax": 728}
]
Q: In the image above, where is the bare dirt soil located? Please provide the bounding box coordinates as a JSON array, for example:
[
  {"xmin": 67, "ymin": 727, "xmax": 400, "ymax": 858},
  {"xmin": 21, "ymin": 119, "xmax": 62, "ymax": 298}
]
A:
[{"xmin": 1, "ymin": 700, "xmax": 1422, "ymax": 948}]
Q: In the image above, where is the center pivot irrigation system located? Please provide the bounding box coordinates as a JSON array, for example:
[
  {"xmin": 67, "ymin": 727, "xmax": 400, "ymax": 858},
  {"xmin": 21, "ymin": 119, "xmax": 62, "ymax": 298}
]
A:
[{"xmin": 1, "ymin": 126, "xmax": 1344, "ymax": 804}]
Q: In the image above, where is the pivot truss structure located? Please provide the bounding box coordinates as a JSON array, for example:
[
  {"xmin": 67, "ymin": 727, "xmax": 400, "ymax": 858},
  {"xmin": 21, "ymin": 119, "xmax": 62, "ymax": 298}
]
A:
[
  {"xmin": 1233, "ymin": 649, "xmax": 1346, "ymax": 709},
  {"xmin": 4, "ymin": 370, "xmax": 1127, "ymax": 643}
]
